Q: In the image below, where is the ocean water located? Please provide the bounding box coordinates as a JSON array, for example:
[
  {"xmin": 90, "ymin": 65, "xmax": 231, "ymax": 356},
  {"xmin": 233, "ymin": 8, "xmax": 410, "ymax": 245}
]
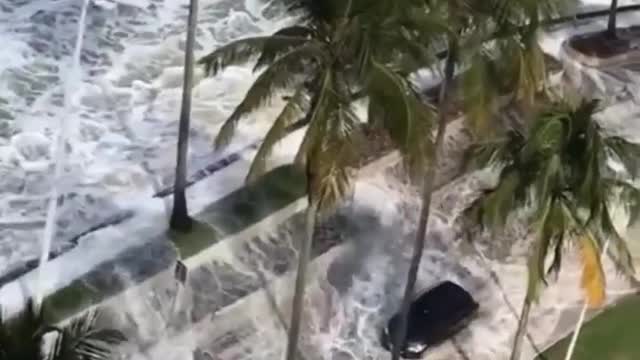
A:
[{"xmin": 0, "ymin": 0, "xmax": 295, "ymax": 277}]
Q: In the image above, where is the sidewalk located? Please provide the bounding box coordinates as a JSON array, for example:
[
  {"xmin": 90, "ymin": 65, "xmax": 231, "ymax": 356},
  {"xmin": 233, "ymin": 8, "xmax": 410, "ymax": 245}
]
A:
[
  {"xmin": 34, "ymin": 144, "xmax": 408, "ymax": 329},
  {"xmin": 40, "ymin": 162, "xmax": 309, "ymax": 323}
]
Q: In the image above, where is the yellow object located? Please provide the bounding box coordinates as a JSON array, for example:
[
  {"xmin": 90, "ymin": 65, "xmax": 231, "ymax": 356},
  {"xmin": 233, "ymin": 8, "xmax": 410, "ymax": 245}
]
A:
[{"xmin": 580, "ymin": 234, "xmax": 606, "ymax": 308}]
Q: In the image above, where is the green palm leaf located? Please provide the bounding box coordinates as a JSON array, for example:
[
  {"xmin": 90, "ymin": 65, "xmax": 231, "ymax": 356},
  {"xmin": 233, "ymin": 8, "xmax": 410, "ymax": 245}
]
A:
[
  {"xmin": 198, "ymin": 35, "xmax": 310, "ymax": 76},
  {"xmin": 600, "ymin": 204, "xmax": 636, "ymax": 277},
  {"xmin": 527, "ymin": 199, "xmax": 553, "ymax": 303},
  {"xmin": 246, "ymin": 86, "xmax": 310, "ymax": 183},
  {"xmin": 0, "ymin": 305, "xmax": 124, "ymax": 360},
  {"xmin": 613, "ymin": 179, "xmax": 640, "ymax": 227},
  {"xmin": 309, "ymin": 105, "xmax": 362, "ymax": 214},
  {"xmin": 462, "ymin": 50, "xmax": 500, "ymax": 136},
  {"xmin": 253, "ymin": 26, "xmax": 316, "ymax": 71},
  {"xmin": 368, "ymin": 59, "xmax": 412, "ymax": 143},
  {"xmin": 214, "ymin": 43, "xmax": 324, "ymax": 150},
  {"xmin": 294, "ymin": 70, "xmax": 333, "ymax": 171},
  {"xmin": 0, "ymin": 301, "xmax": 43, "ymax": 360},
  {"xmin": 367, "ymin": 58, "xmax": 437, "ymax": 179},
  {"xmin": 465, "ymin": 129, "xmax": 524, "ymax": 171},
  {"xmin": 48, "ymin": 310, "xmax": 125, "ymax": 360},
  {"xmin": 606, "ymin": 136, "xmax": 640, "ymax": 178},
  {"xmin": 482, "ymin": 170, "xmax": 522, "ymax": 231}
]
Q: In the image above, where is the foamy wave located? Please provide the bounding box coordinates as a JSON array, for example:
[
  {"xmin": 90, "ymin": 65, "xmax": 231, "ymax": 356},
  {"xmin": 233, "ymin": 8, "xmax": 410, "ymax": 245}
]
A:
[{"xmin": 0, "ymin": 0, "xmax": 296, "ymax": 275}]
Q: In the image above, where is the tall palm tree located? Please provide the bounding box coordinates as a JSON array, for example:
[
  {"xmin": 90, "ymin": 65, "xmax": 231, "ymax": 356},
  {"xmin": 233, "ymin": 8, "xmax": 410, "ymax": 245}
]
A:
[
  {"xmin": 0, "ymin": 302, "xmax": 126, "ymax": 360},
  {"xmin": 465, "ymin": 98, "xmax": 640, "ymax": 360},
  {"xmin": 170, "ymin": 0, "xmax": 199, "ymax": 232},
  {"xmin": 608, "ymin": 0, "xmax": 619, "ymax": 38},
  {"xmin": 390, "ymin": 31, "xmax": 457, "ymax": 360},
  {"xmin": 461, "ymin": 0, "xmax": 575, "ymax": 133},
  {"xmin": 199, "ymin": 2, "xmax": 443, "ymax": 358},
  {"xmin": 390, "ymin": 1, "xmax": 571, "ymax": 358}
]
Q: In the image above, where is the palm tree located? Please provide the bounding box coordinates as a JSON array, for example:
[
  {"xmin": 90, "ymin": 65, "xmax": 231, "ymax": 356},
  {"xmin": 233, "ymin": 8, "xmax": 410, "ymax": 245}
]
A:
[
  {"xmin": 0, "ymin": 301, "xmax": 126, "ymax": 360},
  {"xmin": 608, "ymin": 0, "xmax": 618, "ymax": 38},
  {"xmin": 461, "ymin": 0, "xmax": 575, "ymax": 133},
  {"xmin": 390, "ymin": 0, "xmax": 572, "ymax": 358},
  {"xmin": 465, "ymin": 98, "xmax": 640, "ymax": 360},
  {"xmin": 199, "ymin": 1, "xmax": 443, "ymax": 358},
  {"xmin": 169, "ymin": 0, "xmax": 199, "ymax": 232}
]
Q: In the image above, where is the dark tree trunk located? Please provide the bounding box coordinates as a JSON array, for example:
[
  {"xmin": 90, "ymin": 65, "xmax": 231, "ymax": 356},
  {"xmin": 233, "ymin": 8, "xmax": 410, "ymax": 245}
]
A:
[
  {"xmin": 607, "ymin": 0, "xmax": 618, "ymax": 38},
  {"xmin": 390, "ymin": 36, "xmax": 457, "ymax": 360},
  {"xmin": 170, "ymin": 191, "xmax": 192, "ymax": 231},
  {"xmin": 509, "ymin": 299, "xmax": 533, "ymax": 360},
  {"xmin": 285, "ymin": 202, "xmax": 317, "ymax": 360},
  {"xmin": 170, "ymin": 0, "xmax": 198, "ymax": 232}
]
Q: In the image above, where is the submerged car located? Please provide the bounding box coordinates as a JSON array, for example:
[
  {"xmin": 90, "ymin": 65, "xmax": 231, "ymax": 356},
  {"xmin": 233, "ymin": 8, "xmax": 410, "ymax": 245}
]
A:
[{"xmin": 381, "ymin": 280, "xmax": 479, "ymax": 358}]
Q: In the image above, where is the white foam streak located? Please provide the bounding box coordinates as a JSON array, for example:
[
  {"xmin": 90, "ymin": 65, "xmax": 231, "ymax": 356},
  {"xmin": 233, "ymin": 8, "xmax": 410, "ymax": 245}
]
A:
[{"xmin": 35, "ymin": 0, "xmax": 91, "ymax": 310}]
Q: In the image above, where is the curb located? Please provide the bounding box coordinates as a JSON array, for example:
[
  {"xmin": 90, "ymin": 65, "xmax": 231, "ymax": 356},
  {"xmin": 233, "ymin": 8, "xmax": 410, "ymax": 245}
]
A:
[
  {"xmin": 561, "ymin": 39, "xmax": 640, "ymax": 68},
  {"xmin": 34, "ymin": 150, "xmax": 402, "ymax": 326}
]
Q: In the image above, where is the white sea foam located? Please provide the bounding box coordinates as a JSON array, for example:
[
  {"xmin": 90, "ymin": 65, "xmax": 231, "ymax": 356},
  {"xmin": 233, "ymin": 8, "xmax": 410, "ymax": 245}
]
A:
[
  {"xmin": 0, "ymin": 0, "xmax": 295, "ymax": 277},
  {"xmin": 1, "ymin": 0, "xmax": 639, "ymax": 359}
]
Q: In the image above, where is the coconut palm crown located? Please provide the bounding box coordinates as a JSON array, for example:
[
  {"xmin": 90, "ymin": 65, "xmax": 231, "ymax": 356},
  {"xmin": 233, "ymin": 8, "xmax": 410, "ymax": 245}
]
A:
[
  {"xmin": 198, "ymin": 0, "xmax": 446, "ymax": 209},
  {"xmin": 0, "ymin": 302, "xmax": 126, "ymax": 360},
  {"xmin": 466, "ymin": 97, "xmax": 640, "ymax": 358},
  {"xmin": 199, "ymin": 2, "xmax": 446, "ymax": 359}
]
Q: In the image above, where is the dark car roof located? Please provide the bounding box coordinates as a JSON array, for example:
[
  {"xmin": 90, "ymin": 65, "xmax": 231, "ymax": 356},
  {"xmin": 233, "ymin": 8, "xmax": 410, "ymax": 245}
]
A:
[
  {"xmin": 414, "ymin": 281, "xmax": 475, "ymax": 309},
  {"xmin": 388, "ymin": 281, "xmax": 478, "ymax": 343}
]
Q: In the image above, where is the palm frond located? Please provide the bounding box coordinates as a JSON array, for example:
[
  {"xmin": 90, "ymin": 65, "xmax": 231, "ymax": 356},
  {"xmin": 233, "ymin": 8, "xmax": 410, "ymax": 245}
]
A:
[
  {"xmin": 546, "ymin": 199, "xmax": 579, "ymax": 279},
  {"xmin": 466, "ymin": 94, "xmax": 638, "ymax": 313},
  {"xmin": 527, "ymin": 197, "xmax": 559, "ymax": 302},
  {"xmin": 286, "ymin": 0, "xmax": 345, "ymax": 22},
  {"xmin": 294, "ymin": 70, "xmax": 333, "ymax": 171},
  {"xmin": 198, "ymin": 36, "xmax": 310, "ymax": 77},
  {"xmin": 0, "ymin": 300, "xmax": 43, "ymax": 360},
  {"xmin": 214, "ymin": 43, "xmax": 323, "ymax": 150},
  {"xmin": 51, "ymin": 310, "xmax": 126, "ymax": 360},
  {"xmin": 578, "ymin": 127, "xmax": 604, "ymax": 224},
  {"xmin": 367, "ymin": 59, "xmax": 435, "ymax": 178},
  {"xmin": 546, "ymin": 227, "xmax": 565, "ymax": 280},
  {"xmin": 368, "ymin": 60, "xmax": 412, "ymax": 146},
  {"xmin": 600, "ymin": 204, "xmax": 636, "ymax": 278},
  {"xmin": 514, "ymin": 40, "xmax": 546, "ymax": 107},
  {"xmin": 614, "ymin": 180, "xmax": 640, "ymax": 227},
  {"xmin": 246, "ymin": 86, "xmax": 310, "ymax": 183},
  {"xmin": 403, "ymin": 94, "xmax": 436, "ymax": 179},
  {"xmin": 353, "ymin": 27, "xmax": 371, "ymax": 80},
  {"xmin": 605, "ymin": 135, "xmax": 640, "ymax": 178},
  {"xmin": 308, "ymin": 105, "xmax": 362, "ymax": 214},
  {"xmin": 253, "ymin": 26, "xmax": 315, "ymax": 71},
  {"xmin": 477, "ymin": 169, "xmax": 523, "ymax": 231},
  {"xmin": 579, "ymin": 231, "xmax": 606, "ymax": 308},
  {"xmin": 521, "ymin": 109, "xmax": 567, "ymax": 160},
  {"xmin": 465, "ymin": 129, "xmax": 524, "ymax": 171},
  {"xmin": 535, "ymin": 154, "xmax": 561, "ymax": 210},
  {"xmin": 462, "ymin": 51, "xmax": 500, "ymax": 136}
]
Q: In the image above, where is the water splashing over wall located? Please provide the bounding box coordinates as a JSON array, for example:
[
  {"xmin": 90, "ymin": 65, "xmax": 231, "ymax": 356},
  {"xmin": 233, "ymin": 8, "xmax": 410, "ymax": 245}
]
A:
[{"xmin": 35, "ymin": 0, "xmax": 91, "ymax": 310}]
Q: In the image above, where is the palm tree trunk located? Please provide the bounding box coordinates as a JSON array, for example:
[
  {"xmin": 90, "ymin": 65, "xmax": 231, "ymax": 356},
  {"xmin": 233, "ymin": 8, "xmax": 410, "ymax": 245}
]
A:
[
  {"xmin": 285, "ymin": 201, "xmax": 317, "ymax": 360},
  {"xmin": 510, "ymin": 298, "xmax": 533, "ymax": 360},
  {"xmin": 170, "ymin": 0, "xmax": 198, "ymax": 232},
  {"xmin": 607, "ymin": 0, "xmax": 618, "ymax": 38},
  {"xmin": 391, "ymin": 36, "xmax": 457, "ymax": 360}
]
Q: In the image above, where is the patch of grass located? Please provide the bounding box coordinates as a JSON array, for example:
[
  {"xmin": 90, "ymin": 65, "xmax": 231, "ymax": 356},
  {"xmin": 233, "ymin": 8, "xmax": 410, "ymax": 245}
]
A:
[
  {"xmin": 167, "ymin": 219, "xmax": 220, "ymax": 259},
  {"xmin": 169, "ymin": 165, "xmax": 307, "ymax": 258},
  {"xmin": 539, "ymin": 294, "xmax": 640, "ymax": 360},
  {"xmin": 42, "ymin": 280, "xmax": 102, "ymax": 323}
]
